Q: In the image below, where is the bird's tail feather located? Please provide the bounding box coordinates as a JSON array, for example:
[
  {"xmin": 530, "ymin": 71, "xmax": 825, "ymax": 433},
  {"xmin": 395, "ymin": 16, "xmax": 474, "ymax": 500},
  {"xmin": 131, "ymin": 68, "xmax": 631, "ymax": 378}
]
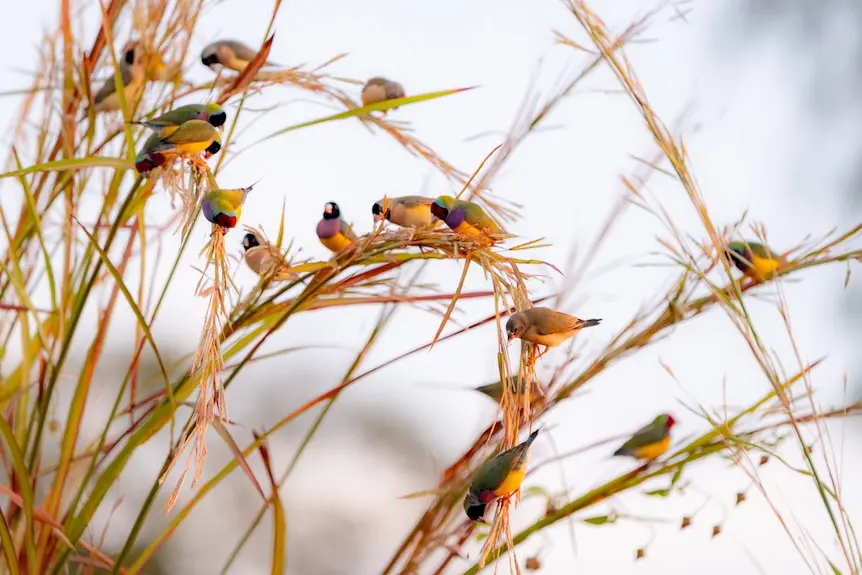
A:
[{"xmin": 579, "ymin": 318, "xmax": 602, "ymax": 329}]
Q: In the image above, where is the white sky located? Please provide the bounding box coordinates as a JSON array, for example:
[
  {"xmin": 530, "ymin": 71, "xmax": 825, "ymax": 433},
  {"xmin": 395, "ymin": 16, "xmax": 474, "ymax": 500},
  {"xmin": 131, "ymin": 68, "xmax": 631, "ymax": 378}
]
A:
[{"xmin": 0, "ymin": 1, "xmax": 860, "ymax": 574}]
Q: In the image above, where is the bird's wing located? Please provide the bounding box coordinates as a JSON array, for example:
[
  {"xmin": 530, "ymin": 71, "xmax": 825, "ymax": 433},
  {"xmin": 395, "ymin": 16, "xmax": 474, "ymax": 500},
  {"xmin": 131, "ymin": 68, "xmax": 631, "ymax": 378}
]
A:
[
  {"xmin": 461, "ymin": 201, "xmax": 502, "ymax": 233},
  {"xmin": 749, "ymin": 242, "xmax": 775, "ymax": 259},
  {"xmin": 161, "ymin": 121, "xmax": 214, "ymax": 145},
  {"xmin": 527, "ymin": 308, "xmax": 582, "ymax": 335},
  {"xmin": 396, "ymin": 195, "xmax": 433, "ymax": 208},
  {"xmin": 224, "ymin": 41, "xmax": 259, "ymax": 62},
  {"xmin": 340, "ymin": 219, "xmax": 358, "ymax": 240},
  {"xmin": 92, "ymin": 75, "xmax": 118, "ymax": 104},
  {"xmin": 620, "ymin": 421, "xmax": 667, "ymax": 450},
  {"xmin": 149, "ymin": 107, "xmax": 194, "ymax": 127}
]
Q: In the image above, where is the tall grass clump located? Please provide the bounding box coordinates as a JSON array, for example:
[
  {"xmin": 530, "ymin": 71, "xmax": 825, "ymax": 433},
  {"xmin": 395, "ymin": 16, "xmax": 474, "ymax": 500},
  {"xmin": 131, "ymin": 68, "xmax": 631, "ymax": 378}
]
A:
[{"xmin": 0, "ymin": 0, "xmax": 860, "ymax": 573}]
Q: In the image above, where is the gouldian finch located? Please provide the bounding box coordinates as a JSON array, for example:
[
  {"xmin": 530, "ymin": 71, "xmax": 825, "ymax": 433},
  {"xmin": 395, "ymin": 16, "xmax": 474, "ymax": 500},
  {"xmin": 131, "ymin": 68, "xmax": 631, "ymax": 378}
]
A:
[
  {"xmin": 372, "ymin": 195, "xmax": 436, "ymax": 229},
  {"xmin": 725, "ymin": 240, "xmax": 784, "ymax": 281},
  {"xmin": 506, "ymin": 307, "xmax": 601, "ymax": 358},
  {"xmin": 613, "ymin": 413, "xmax": 676, "ymax": 462},
  {"xmin": 361, "ymin": 77, "xmax": 406, "ymax": 110},
  {"xmin": 316, "ymin": 202, "xmax": 358, "ymax": 253},
  {"xmin": 148, "ymin": 119, "xmax": 221, "ymax": 157},
  {"xmin": 430, "ymin": 195, "xmax": 503, "ymax": 242},
  {"xmin": 202, "ymin": 184, "xmax": 255, "ymax": 231},
  {"xmin": 464, "ymin": 429, "xmax": 540, "ymax": 521},
  {"xmin": 132, "ymin": 103, "xmax": 227, "ymax": 136},
  {"xmin": 201, "ymin": 40, "xmax": 279, "ymax": 72},
  {"xmin": 242, "ymin": 232, "xmax": 297, "ymax": 281},
  {"xmin": 85, "ymin": 41, "xmax": 146, "ymax": 116},
  {"xmin": 134, "ymin": 120, "xmax": 221, "ymax": 174}
]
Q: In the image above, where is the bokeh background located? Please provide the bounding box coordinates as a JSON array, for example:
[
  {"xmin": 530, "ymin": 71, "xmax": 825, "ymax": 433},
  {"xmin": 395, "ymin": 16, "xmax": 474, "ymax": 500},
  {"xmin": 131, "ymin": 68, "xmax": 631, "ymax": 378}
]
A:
[{"xmin": 0, "ymin": 0, "xmax": 860, "ymax": 573}]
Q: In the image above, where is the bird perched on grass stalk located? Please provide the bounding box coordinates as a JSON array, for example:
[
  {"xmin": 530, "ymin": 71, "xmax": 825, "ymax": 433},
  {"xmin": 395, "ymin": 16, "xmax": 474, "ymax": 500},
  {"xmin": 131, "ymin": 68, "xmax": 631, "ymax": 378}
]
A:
[
  {"xmin": 505, "ymin": 307, "xmax": 601, "ymax": 359},
  {"xmin": 430, "ymin": 195, "xmax": 503, "ymax": 245},
  {"xmin": 202, "ymin": 183, "xmax": 256, "ymax": 232},
  {"xmin": 131, "ymin": 103, "xmax": 227, "ymax": 136},
  {"xmin": 201, "ymin": 40, "xmax": 279, "ymax": 72},
  {"xmin": 612, "ymin": 413, "xmax": 676, "ymax": 462},
  {"xmin": 725, "ymin": 240, "xmax": 784, "ymax": 282},
  {"xmin": 83, "ymin": 41, "xmax": 147, "ymax": 118},
  {"xmin": 372, "ymin": 195, "xmax": 436, "ymax": 229},
  {"xmin": 316, "ymin": 202, "xmax": 357, "ymax": 254},
  {"xmin": 242, "ymin": 232, "xmax": 297, "ymax": 282},
  {"xmin": 361, "ymin": 77, "xmax": 405, "ymax": 112},
  {"xmin": 134, "ymin": 119, "xmax": 221, "ymax": 174},
  {"xmin": 464, "ymin": 429, "xmax": 540, "ymax": 521}
]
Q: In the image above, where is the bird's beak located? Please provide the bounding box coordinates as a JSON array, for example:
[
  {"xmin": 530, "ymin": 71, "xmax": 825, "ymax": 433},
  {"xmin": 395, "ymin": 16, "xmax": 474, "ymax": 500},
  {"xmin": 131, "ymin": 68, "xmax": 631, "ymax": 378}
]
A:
[{"xmin": 506, "ymin": 332, "xmax": 515, "ymax": 344}]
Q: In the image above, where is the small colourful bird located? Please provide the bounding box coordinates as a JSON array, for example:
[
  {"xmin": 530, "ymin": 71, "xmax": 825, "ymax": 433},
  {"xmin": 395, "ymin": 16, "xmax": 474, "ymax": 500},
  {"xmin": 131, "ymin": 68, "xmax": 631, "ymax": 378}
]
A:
[
  {"xmin": 361, "ymin": 77, "xmax": 406, "ymax": 111},
  {"xmin": 464, "ymin": 429, "xmax": 540, "ymax": 521},
  {"xmin": 131, "ymin": 103, "xmax": 227, "ymax": 136},
  {"xmin": 84, "ymin": 41, "xmax": 147, "ymax": 117},
  {"xmin": 430, "ymin": 195, "xmax": 504, "ymax": 243},
  {"xmin": 202, "ymin": 183, "xmax": 256, "ymax": 231},
  {"xmin": 505, "ymin": 307, "xmax": 601, "ymax": 358},
  {"xmin": 134, "ymin": 120, "xmax": 221, "ymax": 174},
  {"xmin": 201, "ymin": 40, "xmax": 278, "ymax": 72},
  {"xmin": 372, "ymin": 195, "xmax": 436, "ymax": 229},
  {"xmin": 725, "ymin": 240, "xmax": 784, "ymax": 282},
  {"xmin": 613, "ymin": 413, "xmax": 677, "ymax": 462},
  {"xmin": 242, "ymin": 232, "xmax": 297, "ymax": 281},
  {"xmin": 316, "ymin": 202, "xmax": 358, "ymax": 253}
]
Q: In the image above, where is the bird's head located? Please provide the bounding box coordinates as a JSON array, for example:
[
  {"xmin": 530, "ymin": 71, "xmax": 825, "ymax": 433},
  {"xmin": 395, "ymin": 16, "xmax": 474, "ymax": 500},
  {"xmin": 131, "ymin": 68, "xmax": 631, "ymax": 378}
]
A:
[
  {"xmin": 323, "ymin": 202, "xmax": 341, "ymax": 220},
  {"xmin": 201, "ymin": 45, "xmax": 220, "ymax": 70},
  {"xmin": 463, "ymin": 493, "xmax": 487, "ymax": 522},
  {"xmin": 372, "ymin": 200, "xmax": 390, "ymax": 222},
  {"xmin": 205, "ymin": 139, "xmax": 221, "ymax": 157},
  {"xmin": 242, "ymin": 233, "xmax": 260, "ymax": 252},
  {"xmin": 122, "ymin": 41, "xmax": 144, "ymax": 67},
  {"xmin": 204, "ymin": 104, "xmax": 227, "ymax": 128},
  {"xmin": 724, "ymin": 241, "xmax": 751, "ymax": 268},
  {"xmin": 430, "ymin": 196, "xmax": 454, "ymax": 221},
  {"xmin": 658, "ymin": 413, "xmax": 677, "ymax": 430},
  {"xmin": 505, "ymin": 312, "xmax": 528, "ymax": 343}
]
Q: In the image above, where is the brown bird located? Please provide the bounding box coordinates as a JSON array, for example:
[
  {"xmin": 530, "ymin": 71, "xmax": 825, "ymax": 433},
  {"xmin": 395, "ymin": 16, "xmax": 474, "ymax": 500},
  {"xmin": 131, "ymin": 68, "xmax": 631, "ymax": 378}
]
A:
[
  {"xmin": 361, "ymin": 77, "xmax": 405, "ymax": 112},
  {"xmin": 505, "ymin": 307, "xmax": 601, "ymax": 359},
  {"xmin": 242, "ymin": 232, "xmax": 298, "ymax": 282}
]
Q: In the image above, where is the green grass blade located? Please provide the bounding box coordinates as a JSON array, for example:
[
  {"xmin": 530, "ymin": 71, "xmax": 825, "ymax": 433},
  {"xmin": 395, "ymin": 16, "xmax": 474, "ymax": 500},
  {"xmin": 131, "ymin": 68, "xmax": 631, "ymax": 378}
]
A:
[
  {"xmin": 253, "ymin": 87, "xmax": 477, "ymax": 145},
  {"xmin": 0, "ymin": 157, "xmax": 133, "ymax": 180}
]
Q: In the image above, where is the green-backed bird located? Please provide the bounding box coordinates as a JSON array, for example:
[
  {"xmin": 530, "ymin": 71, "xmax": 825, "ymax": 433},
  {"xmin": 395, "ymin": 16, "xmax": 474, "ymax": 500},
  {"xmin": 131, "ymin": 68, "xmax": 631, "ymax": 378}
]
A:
[
  {"xmin": 134, "ymin": 119, "xmax": 221, "ymax": 174},
  {"xmin": 132, "ymin": 103, "xmax": 227, "ymax": 136},
  {"xmin": 372, "ymin": 195, "xmax": 436, "ymax": 229},
  {"xmin": 464, "ymin": 429, "xmax": 540, "ymax": 521},
  {"xmin": 316, "ymin": 202, "xmax": 357, "ymax": 253},
  {"xmin": 613, "ymin": 413, "xmax": 676, "ymax": 461},
  {"xmin": 201, "ymin": 40, "xmax": 279, "ymax": 72},
  {"xmin": 242, "ymin": 232, "xmax": 297, "ymax": 281},
  {"xmin": 84, "ymin": 41, "xmax": 146, "ymax": 117},
  {"xmin": 202, "ymin": 183, "xmax": 255, "ymax": 231},
  {"xmin": 725, "ymin": 240, "xmax": 784, "ymax": 282},
  {"xmin": 361, "ymin": 77, "xmax": 405, "ymax": 111},
  {"xmin": 506, "ymin": 307, "xmax": 601, "ymax": 358},
  {"xmin": 430, "ymin": 195, "xmax": 503, "ymax": 244}
]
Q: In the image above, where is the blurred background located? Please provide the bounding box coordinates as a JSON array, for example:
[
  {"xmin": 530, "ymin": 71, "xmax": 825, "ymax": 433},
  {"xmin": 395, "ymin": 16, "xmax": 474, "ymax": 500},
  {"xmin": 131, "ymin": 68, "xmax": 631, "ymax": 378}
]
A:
[{"xmin": 0, "ymin": 0, "xmax": 860, "ymax": 573}]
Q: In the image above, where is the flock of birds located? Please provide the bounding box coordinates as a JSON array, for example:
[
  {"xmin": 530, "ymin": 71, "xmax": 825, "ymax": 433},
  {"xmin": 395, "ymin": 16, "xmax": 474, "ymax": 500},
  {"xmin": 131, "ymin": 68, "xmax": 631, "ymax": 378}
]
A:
[{"xmin": 83, "ymin": 37, "xmax": 789, "ymax": 523}]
